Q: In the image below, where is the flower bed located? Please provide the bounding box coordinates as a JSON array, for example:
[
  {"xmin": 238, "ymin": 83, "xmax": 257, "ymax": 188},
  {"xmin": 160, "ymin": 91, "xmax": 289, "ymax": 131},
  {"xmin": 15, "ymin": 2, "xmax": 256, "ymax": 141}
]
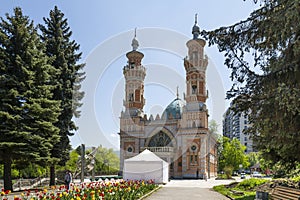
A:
[
  {"xmin": 1, "ymin": 179, "xmax": 158, "ymax": 200},
  {"xmin": 213, "ymin": 178, "xmax": 269, "ymax": 200}
]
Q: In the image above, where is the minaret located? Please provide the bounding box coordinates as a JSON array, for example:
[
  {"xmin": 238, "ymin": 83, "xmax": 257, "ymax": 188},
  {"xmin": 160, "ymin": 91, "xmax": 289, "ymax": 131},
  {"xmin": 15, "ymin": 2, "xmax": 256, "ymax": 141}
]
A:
[
  {"xmin": 119, "ymin": 29, "xmax": 146, "ymax": 174},
  {"xmin": 184, "ymin": 14, "xmax": 208, "ymax": 104},
  {"xmin": 123, "ymin": 28, "xmax": 146, "ymax": 116},
  {"xmin": 179, "ymin": 15, "xmax": 210, "ymax": 179}
]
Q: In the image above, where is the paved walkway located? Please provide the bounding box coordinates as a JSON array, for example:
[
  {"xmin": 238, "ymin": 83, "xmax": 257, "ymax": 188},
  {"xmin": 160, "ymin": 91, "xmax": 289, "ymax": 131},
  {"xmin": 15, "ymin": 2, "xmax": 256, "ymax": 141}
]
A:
[
  {"xmin": 5, "ymin": 178, "xmax": 238, "ymax": 200},
  {"xmin": 144, "ymin": 178, "xmax": 237, "ymax": 200}
]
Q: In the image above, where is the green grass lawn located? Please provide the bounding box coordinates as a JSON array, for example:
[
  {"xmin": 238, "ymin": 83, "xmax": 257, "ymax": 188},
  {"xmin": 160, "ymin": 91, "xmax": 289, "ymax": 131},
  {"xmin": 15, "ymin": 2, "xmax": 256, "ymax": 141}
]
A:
[{"xmin": 213, "ymin": 178, "xmax": 268, "ymax": 200}]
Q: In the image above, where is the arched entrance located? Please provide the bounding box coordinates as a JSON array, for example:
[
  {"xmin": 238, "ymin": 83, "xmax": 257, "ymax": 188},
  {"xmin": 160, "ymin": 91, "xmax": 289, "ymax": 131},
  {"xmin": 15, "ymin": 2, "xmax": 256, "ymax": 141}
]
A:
[
  {"xmin": 148, "ymin": 131, "xmax": 173, "ymax": 147},
  {"xmin": 144, "ymin": 128, "xmax": 176, "ymax": 177}
]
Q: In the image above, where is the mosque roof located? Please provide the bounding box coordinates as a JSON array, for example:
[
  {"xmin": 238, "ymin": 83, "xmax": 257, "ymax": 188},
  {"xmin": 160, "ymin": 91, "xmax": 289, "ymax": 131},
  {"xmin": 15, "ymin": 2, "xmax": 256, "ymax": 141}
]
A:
[{"xmin": 162, "ymin": 97, "xmax": 185, "ymax": 120}]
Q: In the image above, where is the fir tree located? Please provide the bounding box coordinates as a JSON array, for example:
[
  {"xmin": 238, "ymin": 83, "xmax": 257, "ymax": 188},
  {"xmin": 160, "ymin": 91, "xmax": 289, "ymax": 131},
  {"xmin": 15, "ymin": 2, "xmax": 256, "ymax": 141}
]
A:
[
  {"xmin": 201, "ymin": 0, "xmax": 300, "ymax": 170},
  {"xmin": 39, "ymin": 6, "xmax": 85, "ymax": 185},
  {"xmin": 0, "ymin": 7, "xmax": 60, "ymax": 191}
]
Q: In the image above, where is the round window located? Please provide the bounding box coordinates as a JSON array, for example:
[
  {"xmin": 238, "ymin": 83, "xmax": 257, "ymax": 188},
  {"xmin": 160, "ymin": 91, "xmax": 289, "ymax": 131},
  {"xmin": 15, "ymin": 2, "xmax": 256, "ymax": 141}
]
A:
[
  {"xmin": 127, "ymin": 147, "xmax": 133, "ymax": 152},
  {"xmin": 191, "ymin": 145, "xmax": 197, "ymax": 151}
]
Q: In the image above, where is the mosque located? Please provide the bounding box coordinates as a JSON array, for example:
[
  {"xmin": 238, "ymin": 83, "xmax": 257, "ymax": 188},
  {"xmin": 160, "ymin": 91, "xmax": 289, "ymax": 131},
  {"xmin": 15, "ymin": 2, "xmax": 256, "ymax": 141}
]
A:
[{"xmin": 119, "ymin": 17, "xmax": 218, "ymax": 179}]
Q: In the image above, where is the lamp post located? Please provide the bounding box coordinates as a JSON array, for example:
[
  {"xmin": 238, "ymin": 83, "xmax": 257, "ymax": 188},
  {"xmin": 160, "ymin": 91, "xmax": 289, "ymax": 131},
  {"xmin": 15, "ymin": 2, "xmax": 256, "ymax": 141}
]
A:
[
  {"xmin": 91, "ymin": 158, "xmax": 95, "ymax": 181},
  {"xmin": 81, "ymin": 144, "xmax": 85, "ymax": 183},
  {"xmin": 104, "ymin": 159, "xmax": 109, "ymax": 175}
]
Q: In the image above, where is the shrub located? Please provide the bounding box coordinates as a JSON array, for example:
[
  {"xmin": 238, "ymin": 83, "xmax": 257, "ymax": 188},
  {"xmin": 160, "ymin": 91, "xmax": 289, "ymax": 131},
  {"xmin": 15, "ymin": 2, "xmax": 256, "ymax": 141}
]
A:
[
  {"xmin": 271, "ymin": 177, "xmax": 300, "ymax": 189},
  {"xmin": 217, "ymin": 174, "xmax": 228, "ymax": 179},
  {"xmin": 213, "ymin": 185, "xmax": 230, "ymax": 196},
  {"xmin": 236, "ymin": 178, "xmax": 268, "ymax": 190},
  {"xmin": 213, "ymin": 178, "xmax": 270, "ymax": 200}
]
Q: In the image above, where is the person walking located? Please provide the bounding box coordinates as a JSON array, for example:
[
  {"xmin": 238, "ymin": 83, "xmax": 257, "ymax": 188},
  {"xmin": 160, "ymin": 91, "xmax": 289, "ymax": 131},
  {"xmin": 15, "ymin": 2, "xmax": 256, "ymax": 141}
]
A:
[{"xmin": 64, "ymin": 170, "xmax": 72, "ymax": 190}]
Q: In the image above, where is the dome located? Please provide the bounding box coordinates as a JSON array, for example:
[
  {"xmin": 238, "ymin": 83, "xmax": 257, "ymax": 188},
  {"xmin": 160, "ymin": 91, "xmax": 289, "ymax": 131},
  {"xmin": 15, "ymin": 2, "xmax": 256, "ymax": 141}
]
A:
[
  {"xmin": 162, "ymin": 98, "xmax": 185, "ymax": 120},
  {"xmin": 192, "ymin": 14, "xmax": 200, "ymax": 39},
  {"xmin": 192, "ymin": 24, "xmax": 200, "ymax": 33}
]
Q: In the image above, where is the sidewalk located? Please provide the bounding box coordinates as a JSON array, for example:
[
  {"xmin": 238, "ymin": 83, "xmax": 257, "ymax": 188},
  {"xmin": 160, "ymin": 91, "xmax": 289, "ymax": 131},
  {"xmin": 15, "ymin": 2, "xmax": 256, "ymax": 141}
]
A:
[
  {"xmin": 4, "ymin": 178, "xmax": 237, "ymax": 200},
  {"xmin": 144, "ymin": 178, "xmax": 236, "ymax": 200}
]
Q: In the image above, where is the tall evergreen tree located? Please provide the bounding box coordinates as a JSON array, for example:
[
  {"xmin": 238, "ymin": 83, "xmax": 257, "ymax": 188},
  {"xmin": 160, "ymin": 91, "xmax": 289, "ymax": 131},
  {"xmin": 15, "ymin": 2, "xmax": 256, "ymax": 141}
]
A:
[
  {"xmin": 39, "ymin": 6, "xmax": 85, "ymax": 185},
  {"xmin": 0, "ymin": 7, "xmax": 60, "ymax": 191},
  {"xmin": 201, "ymin": 0, "xmax": 300, "ymax": 170}
]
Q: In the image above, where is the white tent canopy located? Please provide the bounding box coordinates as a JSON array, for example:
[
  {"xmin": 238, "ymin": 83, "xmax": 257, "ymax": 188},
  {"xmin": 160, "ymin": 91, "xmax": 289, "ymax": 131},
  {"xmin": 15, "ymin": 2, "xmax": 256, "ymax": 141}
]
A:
[{"xmin": 123, "ymin": 149, "xmax": 169, "ymax": 184}]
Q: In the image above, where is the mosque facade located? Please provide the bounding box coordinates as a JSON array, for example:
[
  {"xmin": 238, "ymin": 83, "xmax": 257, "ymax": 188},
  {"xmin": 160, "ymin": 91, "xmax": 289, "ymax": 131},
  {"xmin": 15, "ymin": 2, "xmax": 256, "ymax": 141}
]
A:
[{"xmin": 119, "ymin": 18, "xmax": 218, "ymax": 179}]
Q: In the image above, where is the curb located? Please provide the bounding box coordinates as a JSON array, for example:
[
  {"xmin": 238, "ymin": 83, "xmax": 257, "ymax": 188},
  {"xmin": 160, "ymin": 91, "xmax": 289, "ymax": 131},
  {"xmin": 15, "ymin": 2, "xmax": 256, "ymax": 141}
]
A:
[{"xmin": 138, "ymin": 186, "xmax": 162, "ymax": 200}]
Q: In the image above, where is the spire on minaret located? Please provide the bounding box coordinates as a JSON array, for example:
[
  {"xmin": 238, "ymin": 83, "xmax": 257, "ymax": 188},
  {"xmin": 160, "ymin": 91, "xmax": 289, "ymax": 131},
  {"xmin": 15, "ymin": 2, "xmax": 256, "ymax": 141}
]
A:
[
  {"xmin": 176, "ymin": 86, "xmax": 179, "ymax": 99},
  {"xmin": 131, "ymin": 28, "xmax": 139, "ymax": 51},
  {"xmin": 192, "ymin": 13, "xmax": 200, "ymax": 39}
]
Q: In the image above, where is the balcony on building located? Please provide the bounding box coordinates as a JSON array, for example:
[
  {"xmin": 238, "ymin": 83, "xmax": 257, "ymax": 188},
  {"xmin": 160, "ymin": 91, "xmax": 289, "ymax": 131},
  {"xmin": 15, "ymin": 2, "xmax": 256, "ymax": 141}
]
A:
[{"xmin": 140, "ymin": 146, "xmax": 174, "ymax": 153}]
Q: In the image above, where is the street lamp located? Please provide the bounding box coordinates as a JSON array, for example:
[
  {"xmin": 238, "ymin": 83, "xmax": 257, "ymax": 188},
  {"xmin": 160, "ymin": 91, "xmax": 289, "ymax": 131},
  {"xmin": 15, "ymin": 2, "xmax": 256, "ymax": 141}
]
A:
[{"xmin": 104, "ymin": 159, "xmax": 109, "ymax": 175}]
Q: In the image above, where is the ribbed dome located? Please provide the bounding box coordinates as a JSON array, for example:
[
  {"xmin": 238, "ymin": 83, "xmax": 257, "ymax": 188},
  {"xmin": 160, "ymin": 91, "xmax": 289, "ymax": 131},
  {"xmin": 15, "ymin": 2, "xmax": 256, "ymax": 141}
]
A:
[{"xmin": 162, "ymin": 98, "xmax": 185, "ymax": 120}]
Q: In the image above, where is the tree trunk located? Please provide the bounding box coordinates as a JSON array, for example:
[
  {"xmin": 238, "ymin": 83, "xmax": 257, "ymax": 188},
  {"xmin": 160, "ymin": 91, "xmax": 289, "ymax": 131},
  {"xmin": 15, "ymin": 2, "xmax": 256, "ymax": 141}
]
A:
[
  {"xmin": 4, "ymin": 157, "xmax": 13, "ymax": 191},
  {"xmin": 49, "ymin": 165, "xmax": 55, "ymax": 186}
]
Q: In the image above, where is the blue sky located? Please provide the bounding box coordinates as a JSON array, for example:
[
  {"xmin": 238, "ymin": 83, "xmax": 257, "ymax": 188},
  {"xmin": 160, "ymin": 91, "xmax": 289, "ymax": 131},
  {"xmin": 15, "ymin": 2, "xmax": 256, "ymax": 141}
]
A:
[{"xmin": 1, "ymin": 1, "xmax": 260, "ymax": 149}]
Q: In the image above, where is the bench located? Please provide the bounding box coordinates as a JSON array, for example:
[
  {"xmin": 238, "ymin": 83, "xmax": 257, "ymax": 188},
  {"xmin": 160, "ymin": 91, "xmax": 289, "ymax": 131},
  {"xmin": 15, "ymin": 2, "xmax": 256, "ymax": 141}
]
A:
[{"xmin": 270, "ymin": 186, "xmax": 300, "ymax": 200}]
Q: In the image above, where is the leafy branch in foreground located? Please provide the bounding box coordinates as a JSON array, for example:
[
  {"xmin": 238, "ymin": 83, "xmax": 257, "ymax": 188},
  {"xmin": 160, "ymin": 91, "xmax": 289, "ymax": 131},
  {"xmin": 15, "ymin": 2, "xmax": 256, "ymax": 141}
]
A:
[{"xmin": 201, "ymin": 0, "xmax": 300, "ymax": 171}]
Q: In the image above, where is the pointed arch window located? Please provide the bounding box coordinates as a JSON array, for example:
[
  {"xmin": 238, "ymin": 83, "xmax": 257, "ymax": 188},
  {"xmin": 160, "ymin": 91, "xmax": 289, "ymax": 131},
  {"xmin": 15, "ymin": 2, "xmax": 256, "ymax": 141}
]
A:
[
  {"xmin": 130, "ymin": 62, "xmax": 135, "ymax": 68},
  {"xmin": 148, "ymin": 131, "xmax": 172, "ymax": 147},
  {"xmin": 190, "ymin": 144, "xmax": 198, "ymax": 165},
  {"xmin": 192, "ymin": 121, "xmax": 196, "ymax": 128},
  {"xmin": 129, "ymin": 93, "xmax": 134, "ymax": 101},
  {"xmin": 192, "ymin": 85, "xmax": 197, "ymax": 94}
]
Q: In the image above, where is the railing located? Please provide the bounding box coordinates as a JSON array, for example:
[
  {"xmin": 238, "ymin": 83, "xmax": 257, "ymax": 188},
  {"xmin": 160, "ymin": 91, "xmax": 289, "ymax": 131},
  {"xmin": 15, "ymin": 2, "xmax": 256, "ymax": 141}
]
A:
[
  {"xmin": 141, "ymin": 147, "xmax": 173, "ymax": 153},
  {"xmin": 12, "ymin": 178, "xmax": 49, "ymax": 191}
]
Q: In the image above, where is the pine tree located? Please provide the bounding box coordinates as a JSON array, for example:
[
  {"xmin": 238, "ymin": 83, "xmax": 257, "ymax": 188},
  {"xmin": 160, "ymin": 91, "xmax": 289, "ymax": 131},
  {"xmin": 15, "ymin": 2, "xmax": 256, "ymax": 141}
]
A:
[
  {"xmin": 0, "ymin": 7, "xmax": 60, "ymax": 191},
  {"xmin": 201, "ymin": 0, "xmax": 300, "ymax": 170},
  {"xmin": 39, "ymin": 6, "xmax": 85, "ymax": 185}
]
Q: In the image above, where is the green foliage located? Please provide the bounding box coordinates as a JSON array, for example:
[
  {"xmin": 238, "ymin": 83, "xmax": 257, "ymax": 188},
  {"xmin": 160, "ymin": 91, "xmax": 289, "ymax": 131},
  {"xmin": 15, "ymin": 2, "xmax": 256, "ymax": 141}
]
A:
[
  {"xmin": 289, "ymin": 164, "xmax": 300, "ymax": 178},
  {"xmin": 236, "ymin": 178, "xmax": 268, "ymax": 190},
  {"xmin": 218, "ymin": 137, "xmax": 250, "ymax": 172},
  {"xmin": 38, "ymin": 6, "xmax": 85, "ymax": 185},
  {"xmin": 247, "ymin": 152, "xmax": 259, "ymax": 167},
  {"xmin": 0, "ymin": 7, "xmax": 60, "ymax": 190},
  {"xmin": 0, "ymin": 163, "xmax": 47, "ymax": 179},
  {"xmin": 269, "ymin": 178, "xmax": 300, "ymax": 189},
  {"xmin": 213, "ymin": 178, "xmax": 269, "ymax": 199},
  {"xmin": 202, "ymin": 0, "xmax": 300, "ymax": 170},
  {"xmin": 18, "ymin": 163, "xmax": 47, "ymax": 178},
  {"xmin": 213, "ymin": 185, "xmax": 229, "ymax": 196},
  {"xmin": 94, "ymin": 146, "xmax": 120, "ymax": 174},
  {"xmin": 217, "ymin": 173, "xmax": 229, "ymax": 180},
  {"xmin": 0, "ymin": 165, "xmax": 19, "ymax": 179},
  {"xmin": 70, "ymin": 146, "xmax": 120, "ymax": 177},
  {"xmin": 291, "ymin": 176, "xmax": 300, "ymax": 186},
  {"xmin": 39, "ymin": 6, "xmax": 85, "ymax": 167},
  {"xmin": 56, "ymin": 149, "xmax": 79, "ymax": 173}
]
